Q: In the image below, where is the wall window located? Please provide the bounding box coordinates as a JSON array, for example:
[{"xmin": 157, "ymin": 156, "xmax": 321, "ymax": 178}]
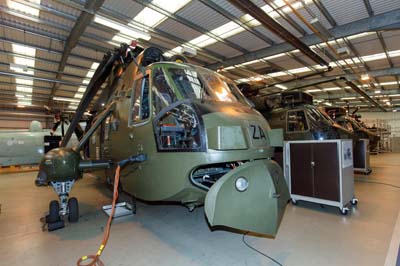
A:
[{"xmin": 287, "ymin": 110, "xmax": 308, "ymax": 132}]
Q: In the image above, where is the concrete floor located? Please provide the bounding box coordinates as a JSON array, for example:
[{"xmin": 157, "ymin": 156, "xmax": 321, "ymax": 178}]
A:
[{"xmin": 0, "ymin": 154, "xmax": 399, "ymax": 266}]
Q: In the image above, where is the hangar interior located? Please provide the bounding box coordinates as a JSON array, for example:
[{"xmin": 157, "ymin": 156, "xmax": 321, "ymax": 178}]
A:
[{"xmin": 0, "ymin": 0, "xmax": 400, "ymax": 266}]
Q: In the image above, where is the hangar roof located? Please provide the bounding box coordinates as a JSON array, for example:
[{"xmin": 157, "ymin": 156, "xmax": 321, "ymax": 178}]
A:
[{"xmin": 1, "ymin": 0, "xmax": 400, "ymax": 115}]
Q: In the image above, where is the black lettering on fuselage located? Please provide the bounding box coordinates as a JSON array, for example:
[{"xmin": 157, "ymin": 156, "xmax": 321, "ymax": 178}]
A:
[{"xmin": 251, "ymin": 124, "xmax": 266, "ymax": 140}]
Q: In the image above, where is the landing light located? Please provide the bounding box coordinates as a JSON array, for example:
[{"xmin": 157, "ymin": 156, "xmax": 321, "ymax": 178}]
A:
[{"xmin": 235, "ymin": 176, "xmax": 249, "ymax": 192}]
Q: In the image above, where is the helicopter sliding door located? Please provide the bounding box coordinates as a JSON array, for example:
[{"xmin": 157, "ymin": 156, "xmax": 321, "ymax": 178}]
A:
[{"xmin": 204, "ymin": 159, "xmax": 289, "ymax": 236}]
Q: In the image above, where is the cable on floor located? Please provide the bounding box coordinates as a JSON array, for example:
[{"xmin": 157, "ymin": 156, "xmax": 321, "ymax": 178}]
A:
[
  {"xmin": 76, "ymin": 165, "xmax": 121, "ymax": 266},
  {"xmin": 355, "ymin": 179, "xmax": 400, "ymax": 189},
  {"xmin": 242, "ymin": 232, "xmax": 283, "ymax": 266}
]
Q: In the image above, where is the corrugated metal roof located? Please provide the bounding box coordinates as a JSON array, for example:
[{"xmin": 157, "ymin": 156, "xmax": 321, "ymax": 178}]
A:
[
  {"xmin": 206, "ymin": 41, "xmax": 241, "ymax": 58},
  {"xmin": 211, "ymin": 0, "xmax": 245, "ymax": 18},
  {"xmin": 382, "ymin": 31, "xmax": 400, "ymax": 52},
  {"xmin": 253, "ymin": 25, "xmax": 285, "ymax": 44},
  {"xmin": 370, "ymin": 0, "xmax": 400, "ymax": 15},
  {"xmin": 177, "ymin": 1, "xmax": 230, "ymax": 31},
  {"xmin": 320, "ymin": 0, "xmax": 369, "ymax": 25},
  {"xmin": 102, "ymin": 0, "xmax": 145, "ymax": 20},
  {"xmin": 352, "ymin": 39, "xmax": 383, "ymax": 57},
  {"xmin": 225, "ymin": 30, "xmax": 270, "ymax": 52},
  {"xmin": 156, "ymin": 19, "xmax": 202, "ymax": 42}
]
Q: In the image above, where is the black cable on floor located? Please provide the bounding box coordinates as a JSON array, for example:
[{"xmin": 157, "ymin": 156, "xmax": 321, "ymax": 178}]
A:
[
  {"xmin": 355, "ymin": 179, "xmax": 400, "ymax": 189},
  {"xmin": 242, "ymin": 232, "xmax": 283, "ymax": 266}
]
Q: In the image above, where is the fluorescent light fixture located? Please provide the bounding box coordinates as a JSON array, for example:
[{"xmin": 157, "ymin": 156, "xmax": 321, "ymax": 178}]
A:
[
  {"xmin": 6, "ymin": 0, "xmax": 41, "ymax": 17},
  {"xmin": 16, "ymin": 85, "xmax": 32, "ymax": 93},
  {"xmin": 254, "ymin": 76, "xmax": 263, "ymax": 81},
  {"xmin": 374, "ymin": 90, "xmax": 381, "ymax": 93},
  {"xmin": 361, "ymin": 74, "xmax": 370, "ymax": 81},
  {"xmin": 53, "ymin": 96, "xmax": 80, "ymax": 103},
  {"xmin": 382, "ymin": 99, "xmax": 390, "ymax": 102},
  {"xmin": 133, "ymin": 7, "xmax": 166, "ymax": 28},
  {"xmin": 274, "ymin": 84, "xmax": 287, "ymax": 90},
  {"xmin": 94, "ymin": 15, "xmax": 151, "ymax": 41},
  {"xmin": 376, "ymin": 81, "xmax": 398, "ymax": 86},
  {"xmin": 389, "ymin": 94, "xmax": 400, "ymax": 97},
  {"xmin": 12, "ymin": 44, "xmax": 36, "ymax": 57},
  {"xmin": 386, "ymin": 101, "xmax": 391, "ymax": 106},
  {"xmin": 15, "ymin": 94, "xmax": 25, "ymax": 98},
  {"xmin": 341, "ymin": 97, "xmax": 356, "ymax": 100},
  {"xmin": 74, "ymin": 93, "xmax": 83, "ymax": 99},
  {"xmin": 306, "ymin": 89, "xmax": 321, "ymax": 93},
  {"xmin": 133, "ymin": 0, "xmax": 189, "ymax": 27},
  {"xmin": 78, "ymin": 86, "xmax": 86, "ymax": 93},
  {"xmin": 323, "ymin": 102, "xmax": 332, "ymax": 106},
  {"xmin": 82, "ymin": 79, "xmax": 90, "ymax": 85},
  {"xmin": 90, "ymin": 62, "xmax": 99, "ymax": 70},
  {"xmin": 323, "ymin": 87, "xmax": 341, "ymax": 91}
]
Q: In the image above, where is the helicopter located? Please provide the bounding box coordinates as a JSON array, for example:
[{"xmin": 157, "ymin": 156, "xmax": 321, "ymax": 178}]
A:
[
  {"xmin": 0, "ymin": 113, "xmax": 83, "ymax": 167},
  {"xmin": 34, "ymin": 43, "xmax": 289, "ymax": 236},
  {"xmin": 237, "ymin": 84, "xmax": 353, "ymax": 166},
  {"xmin": 321, "ymin": 106, "xmax": 380, "ymax": 152},
  {"xmin": 243, "ymin": 89, "xmax": 353, "ymax": 142}
]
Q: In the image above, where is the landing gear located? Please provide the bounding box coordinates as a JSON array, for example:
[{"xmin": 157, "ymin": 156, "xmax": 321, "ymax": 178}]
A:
[
  {"xmin": 45, "ymin": 180, "xmax": 78, "ymax": 231},
  {"xmin": 46, "ymin": 200, "xmax": 60, "ymax": 223},
  {"xmin": 68, "ymin": 197, "xmax": 79, "ymax": 223}
]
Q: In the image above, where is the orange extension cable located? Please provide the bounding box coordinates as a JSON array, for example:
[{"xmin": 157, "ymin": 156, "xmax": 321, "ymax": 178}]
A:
[{"xmin": 77, "ymin": 165, "xmax": 121, "ymax": 266}]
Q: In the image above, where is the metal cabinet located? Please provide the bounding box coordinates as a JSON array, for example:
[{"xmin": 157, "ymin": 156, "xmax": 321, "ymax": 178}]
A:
[{"xmin": 284, "ymin": 140, "xmax": 357, "ymax": 214}]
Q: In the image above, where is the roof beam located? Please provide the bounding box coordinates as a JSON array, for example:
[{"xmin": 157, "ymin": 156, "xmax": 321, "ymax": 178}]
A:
[
  {"xmin": 363, "ymin": 0, "xmax": 374, "ymax": 17},
  {"xmin": 314, "ymin": 89, "xmax": 400, "ymax": 100},
  {"xmin": 0, "ymin": 70, "xmax": 84, "ymax": 86},
  {"xmin": 311, "ymin": 0, "xmax": 337, "ymax": 27},
  {"xmin": 198, "ymin": 0, "xmax": 274, "ymax": 45},
  {"xmin": 133, "ymin": 0, "xmax": 249, "ymax": 54},
  {"xmin": 49, "ymin": 0, "xmax": 105, "ymax": 104},
  {"xmin": 281, "ymin": 67, "xmax": 400, "ymax": 89},
  {"xmin": 227, "ymin": 0, "xmax": 329, "ymax": 67},
  {"xmin": 206, "ymin": 9, "xmax": 400, "ymax": 69}
]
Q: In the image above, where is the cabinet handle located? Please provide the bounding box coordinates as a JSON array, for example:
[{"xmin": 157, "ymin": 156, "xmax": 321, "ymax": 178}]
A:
[{"xmin": 311, "ymin": 161, "xmax": 315, "ymax": 167}]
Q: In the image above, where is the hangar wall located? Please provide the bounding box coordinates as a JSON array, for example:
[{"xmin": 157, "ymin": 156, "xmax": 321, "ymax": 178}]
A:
[{"xmin": 359, "ymin": 112, "xmax": 400, "ymax": 137}]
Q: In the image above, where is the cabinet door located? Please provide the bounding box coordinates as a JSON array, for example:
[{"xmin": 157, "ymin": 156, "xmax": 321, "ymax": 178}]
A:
[
  {"xmin": 290, "ymin": 143, "xmax": 313, "ymax": 197},
  {"xmin": 313, "ymin": 143, "xmax": 340, "ymax": 201}
]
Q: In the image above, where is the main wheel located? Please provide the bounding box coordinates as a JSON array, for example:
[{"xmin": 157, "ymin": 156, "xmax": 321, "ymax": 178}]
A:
[
  {"xmin": 68, "ymin": 197, "xmax": 79, "ymax": 223},
  {"xmin": 340, "ymin": 208, "xmax": 348, "ymax": 215},
  {"xmin": 47, "ymin": 200, "xmax": 60, "ymax": 223}
]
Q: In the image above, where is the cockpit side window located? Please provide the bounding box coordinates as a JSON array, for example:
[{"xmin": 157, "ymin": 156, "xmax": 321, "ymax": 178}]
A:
[
  {"xmin": 152, "ymin": 67, "xmax": 178, "ymax": 114},
  {"xmin": 129, "ymin": 75, "xmax": 150, "ymax": 126},
  {"xmin": 287, "ymin": 110, "xmax": 309, "ymax": 132}
]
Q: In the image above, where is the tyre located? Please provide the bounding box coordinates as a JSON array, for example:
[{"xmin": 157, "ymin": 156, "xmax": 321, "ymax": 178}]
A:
[
  {"xmin": 340, "ymin": 208, "xmax": 348, "ymax": 215},
  {"xmin": 68, "ymin": 197, "xmax": 79, "ymax": 223},
  {"xmin": 47, "ymin": 200, "xmax": 60, "ymax": 223}
]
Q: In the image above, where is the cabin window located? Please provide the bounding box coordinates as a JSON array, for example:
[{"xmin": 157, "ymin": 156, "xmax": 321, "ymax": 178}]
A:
[
  {"xmin": 129, "ymin": 75, "xmax": 150, "ymax": 125},
  {"xmin": 287, "ymin": 110, "xmax": 308, "ymax": 132},
  {"xmin": 152, "ymin": 67, "xmax": 177, "ymax": 114}
]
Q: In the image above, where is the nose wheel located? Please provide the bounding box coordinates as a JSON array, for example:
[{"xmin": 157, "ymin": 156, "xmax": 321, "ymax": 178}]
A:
[{"xmin": 45, "ymin": 181, "xmax": 79, "ymax": 231}]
